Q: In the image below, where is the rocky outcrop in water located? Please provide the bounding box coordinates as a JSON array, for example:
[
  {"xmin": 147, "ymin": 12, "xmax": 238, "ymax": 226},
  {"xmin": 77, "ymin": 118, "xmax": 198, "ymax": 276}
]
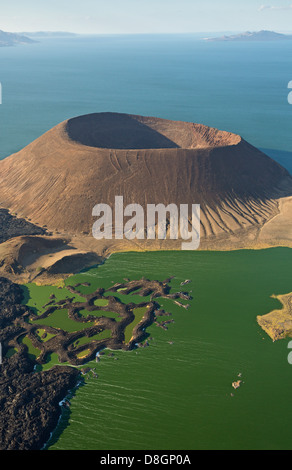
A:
[{"xmin": 257, "ymin": 292, "xmax": 292, "ymax": 341}]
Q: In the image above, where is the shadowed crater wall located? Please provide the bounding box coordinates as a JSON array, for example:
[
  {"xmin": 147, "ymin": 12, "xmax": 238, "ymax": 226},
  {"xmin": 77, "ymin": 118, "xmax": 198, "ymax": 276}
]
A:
[{"xmin": 66, "ymin": 113, "xmax": 180, "ymax": 149}]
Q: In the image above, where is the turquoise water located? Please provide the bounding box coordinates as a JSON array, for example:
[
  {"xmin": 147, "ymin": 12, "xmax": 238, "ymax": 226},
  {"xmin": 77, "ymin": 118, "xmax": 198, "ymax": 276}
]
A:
[
  {"xmin": 46, "ymin": 249, "xmax": 292, "ymax": 450},
  {"xmin": 0, "ymin": 35, "xmax": 291, "ymax": 170}
]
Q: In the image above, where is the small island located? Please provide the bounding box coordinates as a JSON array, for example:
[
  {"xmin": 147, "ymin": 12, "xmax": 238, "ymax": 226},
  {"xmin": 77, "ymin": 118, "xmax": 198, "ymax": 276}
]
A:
[{"xmin": 205, "ymin": 30, "xmax": 292, "ymax": 42}]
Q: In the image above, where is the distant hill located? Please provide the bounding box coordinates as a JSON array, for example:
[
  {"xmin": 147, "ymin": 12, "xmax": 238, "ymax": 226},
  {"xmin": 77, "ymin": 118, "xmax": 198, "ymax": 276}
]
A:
[
  {"xmin": 20, "ymin": 31, "xmax": 79, "ymax": 38},
  {"xmin": 0, "ymin": 30, "xmax": 36, "ymax": 46},
  {"xmin": 205, "ymin": 30, "xmax": 292, "ymax": 42}
]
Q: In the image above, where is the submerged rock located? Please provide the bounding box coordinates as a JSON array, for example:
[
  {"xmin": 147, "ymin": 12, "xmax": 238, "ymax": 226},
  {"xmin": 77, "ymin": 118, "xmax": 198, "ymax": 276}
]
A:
[{"xmin": 232, "ymin": 380, "xmax": 242, "ymax": 390}]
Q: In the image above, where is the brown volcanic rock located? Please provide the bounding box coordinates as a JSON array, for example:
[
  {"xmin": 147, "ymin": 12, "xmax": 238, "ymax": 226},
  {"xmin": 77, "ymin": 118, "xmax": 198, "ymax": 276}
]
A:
[
  {"xmin": 0, "ymin": 235, "xmax": 102, "ymax": 283},
  {"xmin": 0, "ymin": 277, "xmax": 80, "ymax": 450},
  {"xmin": 0, "ymin": 112, "xmax": 291, "ymax": 244}
]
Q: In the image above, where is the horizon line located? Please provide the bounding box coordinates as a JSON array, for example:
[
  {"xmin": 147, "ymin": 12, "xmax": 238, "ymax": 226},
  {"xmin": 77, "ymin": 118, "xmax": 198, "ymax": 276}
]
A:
[{"xmin": 6, "ymin": 29, "xmax": 292, "ymax": 36}]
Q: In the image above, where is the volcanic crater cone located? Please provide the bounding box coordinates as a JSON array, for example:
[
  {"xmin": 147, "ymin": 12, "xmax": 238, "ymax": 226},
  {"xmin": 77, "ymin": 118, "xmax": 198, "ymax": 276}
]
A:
[{"xmin": 0, "ymin": 112, "xmax": 291, "ymax": 250}]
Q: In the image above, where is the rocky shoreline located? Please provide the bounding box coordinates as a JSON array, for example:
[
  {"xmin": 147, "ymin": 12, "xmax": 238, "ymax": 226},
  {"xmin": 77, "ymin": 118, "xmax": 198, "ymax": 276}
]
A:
[{"xmin": 0, "ymin": 277, "xmax": 80, "ymax": 450}]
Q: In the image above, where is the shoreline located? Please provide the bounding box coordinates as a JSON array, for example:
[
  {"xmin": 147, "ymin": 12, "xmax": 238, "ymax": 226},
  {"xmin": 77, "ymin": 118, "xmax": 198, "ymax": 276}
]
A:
[{"xmin": 41, "ymin": 375, "xmax": 85, "ymax": 450}]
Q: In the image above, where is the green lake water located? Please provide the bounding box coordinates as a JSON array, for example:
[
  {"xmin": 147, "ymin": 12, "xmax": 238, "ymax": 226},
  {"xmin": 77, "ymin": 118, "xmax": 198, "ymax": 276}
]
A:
[{"xmin": 36, "ymin": 248, "xmax": 292, "ymax": 450}]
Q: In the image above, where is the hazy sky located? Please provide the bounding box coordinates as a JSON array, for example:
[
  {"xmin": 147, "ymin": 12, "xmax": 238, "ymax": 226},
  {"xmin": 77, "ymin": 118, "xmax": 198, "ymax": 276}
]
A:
[{"xmin": 1, "ymin": 0, "xmax": 292, "ymax": 34}]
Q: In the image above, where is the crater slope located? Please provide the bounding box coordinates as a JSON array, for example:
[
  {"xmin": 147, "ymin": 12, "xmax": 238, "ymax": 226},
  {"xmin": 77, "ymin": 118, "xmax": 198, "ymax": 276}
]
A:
[{"xmin": 0, "ymin": 112, "xmax": 291, "ymax": 271}]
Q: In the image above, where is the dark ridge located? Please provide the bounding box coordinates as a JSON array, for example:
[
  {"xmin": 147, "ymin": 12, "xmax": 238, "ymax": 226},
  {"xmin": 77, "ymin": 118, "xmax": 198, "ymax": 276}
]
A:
[{"xmin": 0, "ymin": 209, "xmax": 46, "ymax": 244}]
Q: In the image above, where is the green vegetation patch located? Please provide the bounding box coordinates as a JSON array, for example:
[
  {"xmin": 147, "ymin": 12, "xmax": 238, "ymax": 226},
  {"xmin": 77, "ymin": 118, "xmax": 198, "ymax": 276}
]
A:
[
  {"xmin": 37, "ymin": 353, "xmax": 69, "ymax": 371},
  {"xmin": 22, "ymin": 283, "xmax": 86, "ymax": 316},
  {"xmin": 72, "ymin": 330, "xmax": 112, "ymax": 348},
  {"xmin": 35, "ymin": 329, "xmax": 56, "ymax": 343},
  {"xmin": 124, "ymin": 306, "xmax": 148, "ymax": 343},
  {"xmin": 94, "ymin": 298, "xmax": 109, "ymax": 307},
  {"xmin": 18, "ymin": 335, "xmax": 41, "ymax": 361},
  {"xmin": 31, "ymin": 308, "xmax": 95, "ymax": 332},
  {"xmin": 77, "ymin": 349, "xmax": 91, "ymax": 359}
]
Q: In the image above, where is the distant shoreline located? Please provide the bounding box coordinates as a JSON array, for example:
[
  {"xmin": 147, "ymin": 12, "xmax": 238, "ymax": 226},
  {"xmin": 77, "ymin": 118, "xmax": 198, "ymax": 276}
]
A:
[{"xmin": 205, "ymin": 30, "xmax": 292, "ymax": 42}]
